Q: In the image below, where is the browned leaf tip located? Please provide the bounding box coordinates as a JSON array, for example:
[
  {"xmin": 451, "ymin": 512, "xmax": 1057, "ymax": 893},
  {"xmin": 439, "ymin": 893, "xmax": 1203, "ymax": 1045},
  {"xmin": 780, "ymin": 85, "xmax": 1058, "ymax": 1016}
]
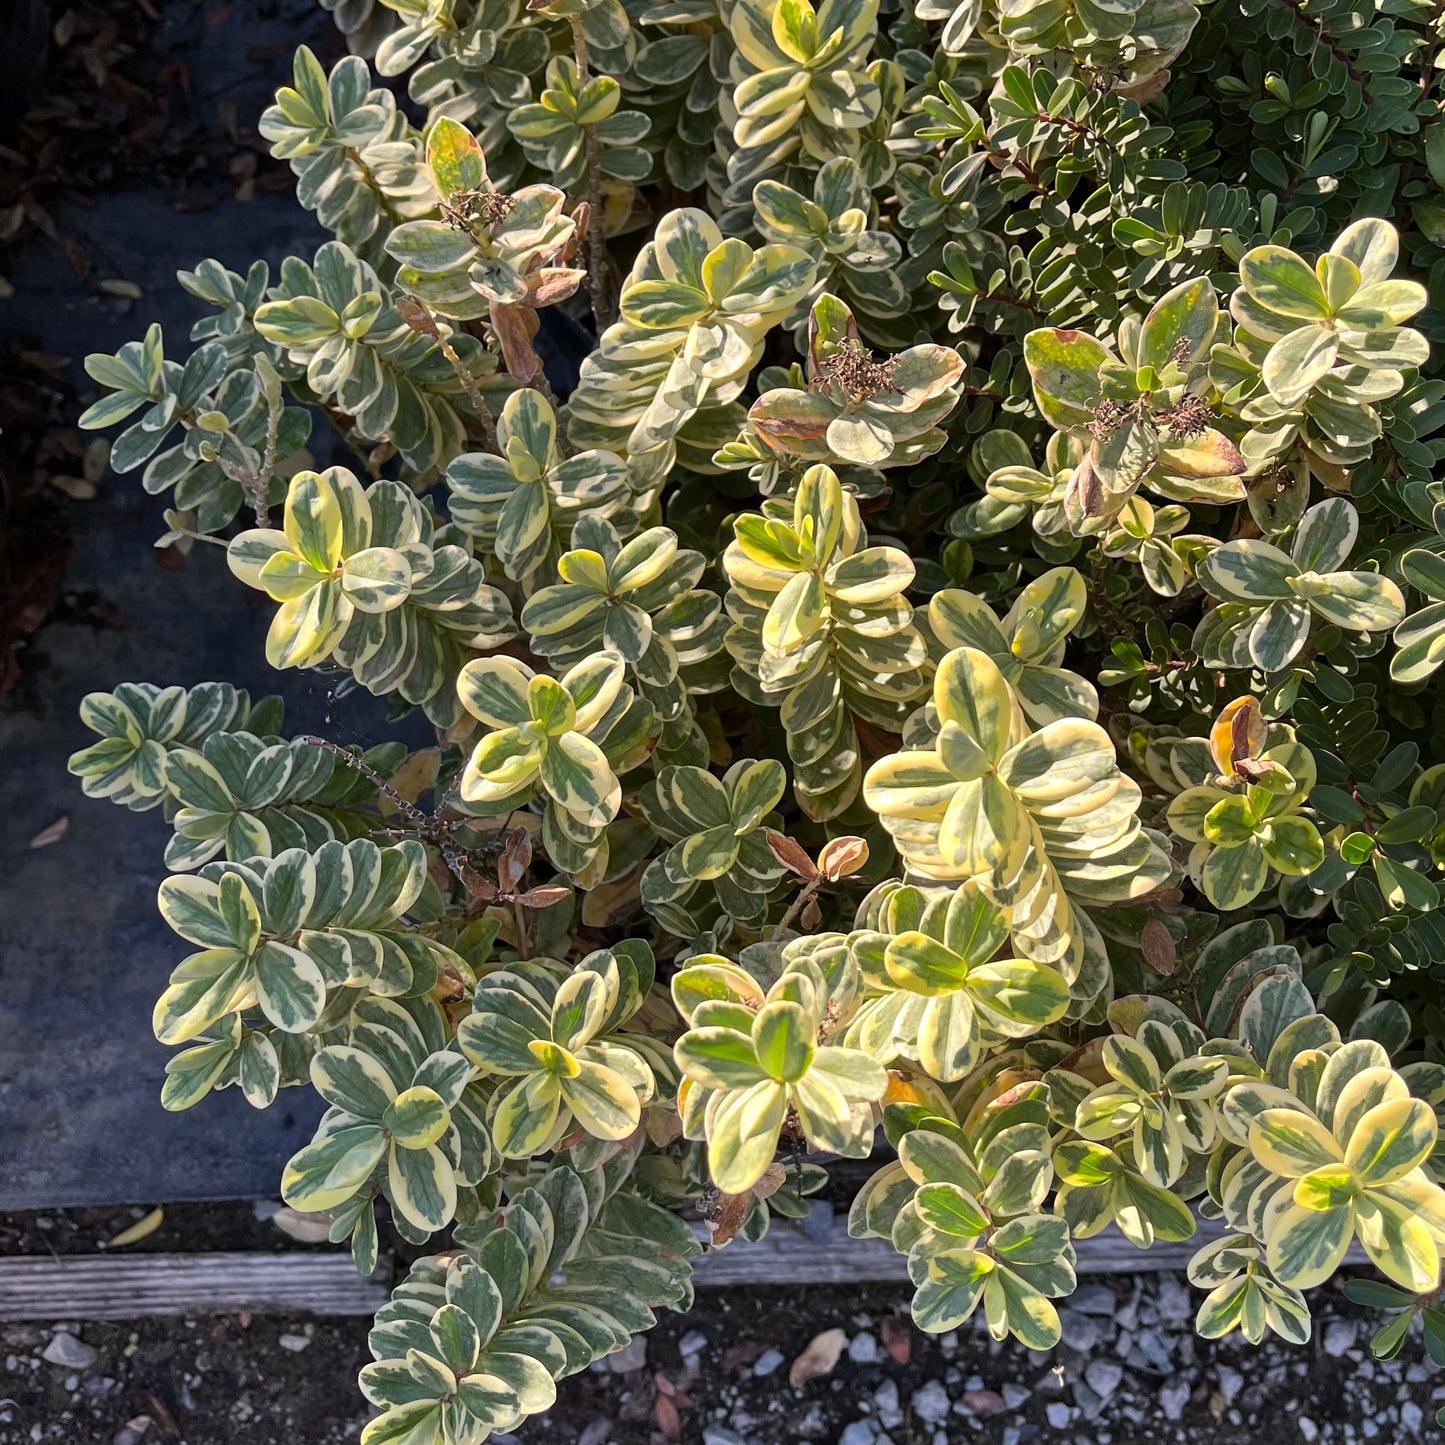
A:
[{"xmin": 817, "ymin": 834, "xmax": 869, "ymax": 880}]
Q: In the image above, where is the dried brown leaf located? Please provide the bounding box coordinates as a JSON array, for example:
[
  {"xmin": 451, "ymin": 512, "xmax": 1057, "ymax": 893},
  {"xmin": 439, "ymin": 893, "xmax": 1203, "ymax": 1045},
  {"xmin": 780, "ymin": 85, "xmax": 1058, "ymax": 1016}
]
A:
[
  {"xmin": 498, "ymin": 826, "xmax": 532, "ymax": 892},
  {"xmin": 515, "ymin": 885, "xmax": 571, "ymax": 910},
  {"xmin": 48, "ymin": 474, "xmax": 96, "ymax": 499},
  {"xmin": 881, "ymin": 1317, "xmax": 912, "ymax": 1366},
  {"xmin": 763, "ymin": 827, "xmax": 817, "ymax": 881},
  {"xmin": 1140, "ymin": 917, "xmax": 1177, "ymax": 975},
  {"xmin": 707, "ymin": 1190, "xmax": 753, "ymax": 1248},
  {"xmin": 962, "ymin": 1389, "xmax": 1006, "ymax": 1416},
  {"xmin": 652, "ymin": 1394, "xmax": 681, "ymax": 1441},
  {"xmin": 788, "ymin": 1327, "xmax": 846, "ymax": 1388},
  {"xmin": 27, "ymin": 815, "xmax": 69, "ymax": 848}
]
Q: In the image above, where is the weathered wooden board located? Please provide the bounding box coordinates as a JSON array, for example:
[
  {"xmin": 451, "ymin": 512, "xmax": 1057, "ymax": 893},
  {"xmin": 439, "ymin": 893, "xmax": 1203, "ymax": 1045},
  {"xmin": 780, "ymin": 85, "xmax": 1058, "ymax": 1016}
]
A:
[
  {"xmin": 0, "ymin": 1222, "xmax": 1365, "ymax": 1320},
  {"xmin": 0, "ymin": 1252, "xmax": 391, "ymax": 1322}
]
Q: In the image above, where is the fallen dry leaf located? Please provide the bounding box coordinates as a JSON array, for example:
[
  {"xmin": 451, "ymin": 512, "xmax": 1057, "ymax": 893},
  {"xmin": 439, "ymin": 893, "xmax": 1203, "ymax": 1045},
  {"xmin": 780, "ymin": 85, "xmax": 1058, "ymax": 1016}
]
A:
[
  {"xmin": 106, "ymin": 1206, "xmax": 164, "ymax": 1247},
  {"xmin": 83, "ymin": 438, "xmax": 111, "ymax": 482},
  {"xmin": 652, "ymin": 1394, "xmax": 681, "ymax": 1441},
  {"xmin": 720, "ymin": 1342, "xmax": 762, "ymax": 1374},
  {"xmin": 788, "ymin": 1327, "xmax": 846, "ymax": 1388},
  {"xmin": 27, "ymin": 815, "xmax": 69, "ymax": 848},
  {"xmin": 48, "ymin": 474, "xmax": 96, "ymax": 500},
  {"xmin": 881, "ymin": 1317, "xmax": 912, "ymax": 1366},
  {"xmin": 271, "ymin": 1206, "xmax": 333, "ymax": 1243}
]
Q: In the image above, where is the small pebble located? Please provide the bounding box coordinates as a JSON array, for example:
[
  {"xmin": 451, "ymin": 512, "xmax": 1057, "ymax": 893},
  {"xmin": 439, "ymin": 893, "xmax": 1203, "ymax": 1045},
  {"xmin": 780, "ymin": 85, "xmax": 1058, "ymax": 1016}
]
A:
[
  {"xmin": 277, "ymin": 1334, "xmax": 312, "ymax": 1354},
  {"xmin": 1045, "ymin": 1401, "xmax": 1073, "ymax": 1429},
  {"xmin": 605, "ymin": 1336, "xmax": 646, "ymax": 1374},
  {"xmin": 678, "ymin": 1330, "xmax": 707, "ymax": 1359},
  {"xmin": 1155, "ymin": 1276, "xmax": 1194, "ymax": 1323},
  {"xmin": 41, "ymin": 1333, "xmax": 97, "ymax": 1371},
  {"xmin": 752, "ymin": 1348, "xmax": 785, "ymax": 1378},
  {"xmin": 873, "ymin": 1379, "xmax": 902, "ymax": 1429},
  {"xmin": 911, "ymin": 1380, "xmax": 951, "ymax": 1424},
  {"xmin": 1070, "ymin": 1285, "xmax": 1117, "ymax": 1317},
  {"xmin": 1401, "ymin": 1401, "xmax": 1424, "ymax": 1433},
  {"xmin": 838, "ymin": 1422, "xmax": 877, "ymax": 1445},
  {"xmin": 1299, "ymin": 1418, "xmax": 1319, "ymax": 1443},
  {"xmin": 1159, "ymin": 1380, "xmax": 1190, "ymax": 1422},
  {"xmin": 1002, "ymin": 1382, "xmax": 1030, "ymax": 1410},
  {"xmin": 1085, "ymin": 1358, "xmax": 1124, "ymax": 1400},
  {"xmin": 702, "ymin": 1428, "xmax": 746, "ymax": 1445},
  {"xmin": 848, "ymin": 1333, "xmax": 880, "ymax": 1365},
  {"xmin": 1323, "ymin": 1321, "xmax": 1358, "ymax": 1359}
]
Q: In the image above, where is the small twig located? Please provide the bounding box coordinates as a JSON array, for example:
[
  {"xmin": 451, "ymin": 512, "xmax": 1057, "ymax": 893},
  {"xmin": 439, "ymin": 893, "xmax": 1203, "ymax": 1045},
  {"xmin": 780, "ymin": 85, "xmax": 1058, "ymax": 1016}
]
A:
[
  {"xmin": 512, "ymin": 895, "xmax": 531, "ymax": 959},
  {"xmin": 772, "ymin": 875, "xmax": 827, "ymax": 940},
  {"xmin": 300, "ymin": 735, "xmax": 428, "ymax": 823},
  {"xmin": 396, "ymin": 296, "xmax": 500, "ymax": 453},
  {"xmin": 567, "ymin": 15, "xmax": 617, "ymax": 330}
]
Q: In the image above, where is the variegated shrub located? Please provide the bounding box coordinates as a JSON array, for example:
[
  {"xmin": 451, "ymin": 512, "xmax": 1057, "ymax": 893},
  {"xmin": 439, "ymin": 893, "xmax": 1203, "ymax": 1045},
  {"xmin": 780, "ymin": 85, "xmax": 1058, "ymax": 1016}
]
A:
[{"xmin": 69, "ymin": 0, "xmax": 1445, "ymax": 1423}]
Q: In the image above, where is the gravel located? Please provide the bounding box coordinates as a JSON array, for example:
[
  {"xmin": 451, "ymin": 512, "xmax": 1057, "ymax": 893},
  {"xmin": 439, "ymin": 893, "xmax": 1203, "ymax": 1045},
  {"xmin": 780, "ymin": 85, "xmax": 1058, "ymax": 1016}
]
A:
[
  {"xmin": 910, "ymin": 1380, "xmax": 950, "ymax": 1423},
  {"xmin": 40, "ymin": 1333, "xmax": 96, "ymax": 1371},
  {"xmin": 1085, "ymin": 1358, "xmax": 1124, "ymax": 1400},
  {"xmin": 751, "ymin": 1348, "xmax": 784, "ymax": 1378},
  {"xmin": 1324, "ymin": 1321, "xmax": 1360, "ymax": 1359},
  {"xmin": 847, "ymin": 1332, "xmax": 880, "ymax": 1364}
]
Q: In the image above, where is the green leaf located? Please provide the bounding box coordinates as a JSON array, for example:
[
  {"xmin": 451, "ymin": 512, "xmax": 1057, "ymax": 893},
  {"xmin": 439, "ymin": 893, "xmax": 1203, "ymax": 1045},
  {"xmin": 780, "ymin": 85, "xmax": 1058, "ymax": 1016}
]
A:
[
  {"xmin": 427, "ymin": 116, "xmax": 487, "ymax": 196},
  {"xmin": 1023, "ymin": 329, "xmax": 1108, "ymax": 429},
  {"xmin": 1261, "ymin": 325, "xmax": 1338, "ymax": 406},
  {"xmin": 752, "ymin": 1000, "xmax": 815, "ymax": 1082},
  {"xmin": 253, "ymin": 941, "xmax": 326, "ymax": 1033},
  {"xmin": 385, "ymin": 1086, "xmax": 451, "ymax": 1149},
  {"xmin": 914, "ymin": 1181, "xmax": 989, "ymax": 1236},
  {"xmin": 1240, "ymin": 246, "xmax": 1330, "ymax": 320}
]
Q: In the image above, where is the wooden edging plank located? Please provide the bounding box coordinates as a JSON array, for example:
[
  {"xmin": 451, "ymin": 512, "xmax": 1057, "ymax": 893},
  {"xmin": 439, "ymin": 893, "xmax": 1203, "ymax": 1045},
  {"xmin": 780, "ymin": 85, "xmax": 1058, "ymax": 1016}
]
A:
[
  {"xmin": 691, "ymin": 1215, "xmax": 1368, "ymax": 1287},
  {"xmin": 0, "ymin": 1252, "xmax": 391, "ymax": 1322},
  {"xmin": 0, "ymin": 1224, "xmax": 1366, "ymax": 1321}
]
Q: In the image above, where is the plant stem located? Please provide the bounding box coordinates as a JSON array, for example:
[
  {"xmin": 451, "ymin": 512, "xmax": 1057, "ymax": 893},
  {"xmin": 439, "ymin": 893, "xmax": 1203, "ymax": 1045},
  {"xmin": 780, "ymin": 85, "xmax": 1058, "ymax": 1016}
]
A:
[
  {"xmin": 773, "ymin": 874, "xmax": 826, "ymax": 939},
  {"xmin": 568, "ymin": 15, "xmax": 617, "ymax": 331},
  {"xmin": 233, "ymin": 375, "xmax": 282, "ymax": 527},
  {"xmin": 300, "ymin": 735, "xmax": 430, "ymax": 824},
  {"xmin": 396, "ymin": 295, "xmax": 500, "ymax": 453},
  {"xmin": 513, "ymin": 895, "xmax": 531, "ymax": 959}
]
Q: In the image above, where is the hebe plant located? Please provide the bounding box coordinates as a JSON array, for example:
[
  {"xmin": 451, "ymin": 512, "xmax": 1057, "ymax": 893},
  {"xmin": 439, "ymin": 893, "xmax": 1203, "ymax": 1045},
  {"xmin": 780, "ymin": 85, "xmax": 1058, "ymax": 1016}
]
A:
[{"xmin": 69, "ymin": 0, "xmax": 1445, "ymax": 1427}]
